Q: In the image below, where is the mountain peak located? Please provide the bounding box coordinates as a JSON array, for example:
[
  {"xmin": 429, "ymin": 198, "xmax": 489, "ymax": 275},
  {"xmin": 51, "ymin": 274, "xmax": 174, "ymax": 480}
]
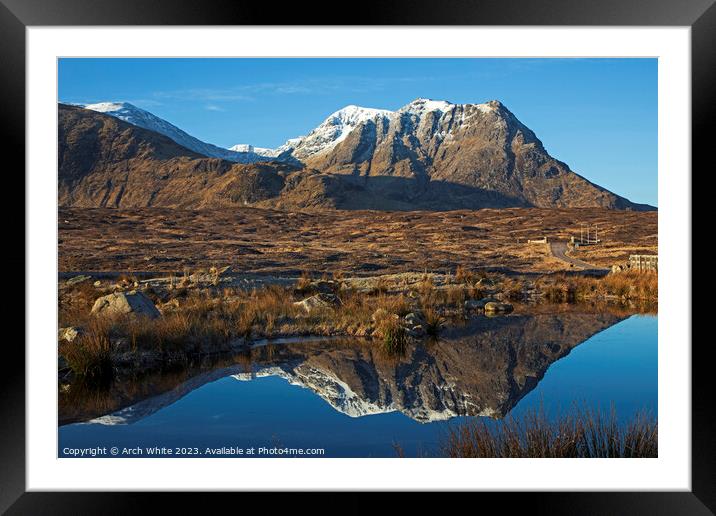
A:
[
  {"xmin": 401, "ymin": 98, "xmax": 454, "ymax": 115},
  {"xmin": 82, "ymin": 101, "xmax": 141, "ymax": 114},
  {"xmin": 326, "ymin": 105, "xmax": 392, "ymax": 125},
  {"xmin": 58, "ymin": 102, "xmax": 653, "ymax": 211},
  {"xmin": 75, "ymin": 101, "xmax": 278, "ymax": 165},
  {"xmin": 281, "ymin": 104, "xmax": 393, "ymax": 159}
]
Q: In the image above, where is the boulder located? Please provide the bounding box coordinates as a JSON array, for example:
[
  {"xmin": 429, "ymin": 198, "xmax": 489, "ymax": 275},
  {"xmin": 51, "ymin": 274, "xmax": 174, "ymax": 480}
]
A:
[
  {"xmin": 484, "ymin": 301, "xmax": 514, "ymax": 313},
  {"xmin": 294, "ymin": 293, "xmax": 341, "ymax": 314},
  {"xmin": 58, "ymin": 326, "xmax": 83, "ymax": 342},
  {"xmin": 91, "ymin": 290, "xmax": 161, "ymax": 319},
  {"xmin": 404, "ymin": 312, "xmax": 423, "ymax": 327}
]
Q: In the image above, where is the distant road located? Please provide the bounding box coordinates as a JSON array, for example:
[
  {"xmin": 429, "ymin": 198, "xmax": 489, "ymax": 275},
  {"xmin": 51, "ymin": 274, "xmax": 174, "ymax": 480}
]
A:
[{"xmin": 549, "ymin": 242, "xmax": 609, "ymax": 273}]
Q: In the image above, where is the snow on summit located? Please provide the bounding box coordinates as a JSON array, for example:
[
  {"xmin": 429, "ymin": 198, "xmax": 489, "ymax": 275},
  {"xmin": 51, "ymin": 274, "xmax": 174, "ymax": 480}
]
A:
[
  {"xmin": 77, "ymin": 98, "xmax": 506, "ymax": 164},
  {"xmin": 280, "ymin": 104, "xmax": 393, "ymax": 159},
  {"xmin": 225, "ymin": 105, "xmax": 393, "ymax": 161},
  {"xmin": 228, "ymin": 144, "xmax": 281, "ymax": 158},
  {"xmin": 79, "ymin": 101, "xmax": 274, "ymax": 164},
  {"xmin": 400, "ymin": 98, "xmax": 454, "ymax": 115}
]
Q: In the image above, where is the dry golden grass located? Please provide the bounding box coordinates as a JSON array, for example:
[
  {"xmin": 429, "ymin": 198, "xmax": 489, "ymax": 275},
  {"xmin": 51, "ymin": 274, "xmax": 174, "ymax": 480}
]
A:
[
  {"xmin": 58, "ymin": 263, "xmax": 657, "ymax": 377},
  {"xmin": 443, "ymin": 405, "xmax": 657, "ymax": 458},
  {"xmin": 59, "ymin": 282, "xmax": 426, "ymax": 362},
  {"xmin": 295, "ymin": 271, "xmax": 313, "ymax": 292},
  {"xmin": 58, "ymin": 207, "xmax": 657, "ymax": 275},
  {"xmin": 59, "ymin": 321, "xmax": 114, "ymax": 383},
  {"xmin": 454, "ymin": 265, "xmax": 474, "ymax": 284},
  {"xmin": 536, "ymin": 271, "xmax": 657, "ymax": 302},
  {"xmin": 371, "ymin": 311, "xmax": 407, "ymax": 355}
]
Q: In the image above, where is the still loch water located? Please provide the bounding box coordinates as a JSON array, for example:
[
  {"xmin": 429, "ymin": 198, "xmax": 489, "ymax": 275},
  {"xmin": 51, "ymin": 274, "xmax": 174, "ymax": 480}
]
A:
[{"xmin": 59, "ymin": 310, "xmax": 657, "ymax": 458}]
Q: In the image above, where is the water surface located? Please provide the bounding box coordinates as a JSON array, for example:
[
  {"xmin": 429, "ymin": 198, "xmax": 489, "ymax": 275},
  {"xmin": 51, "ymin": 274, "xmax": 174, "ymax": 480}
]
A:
[{"xmin": 59, "ymin": 309, "xmax": 657, "ymax": 458}]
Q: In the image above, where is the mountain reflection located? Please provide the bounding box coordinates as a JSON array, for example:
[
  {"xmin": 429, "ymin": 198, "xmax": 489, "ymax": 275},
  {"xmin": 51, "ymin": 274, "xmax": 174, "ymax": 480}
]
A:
[{"xmin": 60, "ymin": 309, "xmax": 626, "ymax": 425}]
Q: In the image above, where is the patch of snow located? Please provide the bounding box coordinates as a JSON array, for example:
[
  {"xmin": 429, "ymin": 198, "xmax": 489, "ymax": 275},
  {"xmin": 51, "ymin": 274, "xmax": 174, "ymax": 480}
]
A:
[
  {"xmin": 75, "ymin": 98, "xmax": 509, "ymax": 166},
  {"xmin": 400, "ymin": 98, "xmax": 454, "ymax": 116},
  {"xmin": 228, "ymin": 144, "xmax": 280, "ymax": 157},
  {"xmin": 284, "ymin": 104, "xmax": 393, "ymax": 159}
]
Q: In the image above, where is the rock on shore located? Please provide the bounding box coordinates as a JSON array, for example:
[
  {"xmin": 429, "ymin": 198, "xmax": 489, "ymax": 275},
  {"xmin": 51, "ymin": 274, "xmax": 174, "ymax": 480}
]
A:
[{"xmin": 91, "ymin": 291, "xmax": 161, "ymax": 319}]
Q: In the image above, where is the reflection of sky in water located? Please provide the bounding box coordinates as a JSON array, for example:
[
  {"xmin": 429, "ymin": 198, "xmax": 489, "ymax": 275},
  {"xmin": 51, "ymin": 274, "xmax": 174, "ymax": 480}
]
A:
[
  {"xmin": 59, "ymin": 315, "xmax": 656, "ymax": 458},
  {"xmin": 511, "ymin": 314, "xmax": 657, "ymax": 420}
]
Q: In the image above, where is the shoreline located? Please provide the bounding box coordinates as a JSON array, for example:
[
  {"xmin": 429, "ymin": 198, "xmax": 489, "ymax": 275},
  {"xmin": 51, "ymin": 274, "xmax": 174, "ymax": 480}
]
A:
[
  {"xmin": 58, "ymin": 269, "xmax": 657, "ymax": 386},
  {"xmin": 58, "ymin": 306, "xmax": 656, "ymax": 428}
]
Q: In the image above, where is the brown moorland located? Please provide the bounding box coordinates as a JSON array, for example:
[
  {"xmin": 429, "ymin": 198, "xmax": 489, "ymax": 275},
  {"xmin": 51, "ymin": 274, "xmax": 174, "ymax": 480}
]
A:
[{"xmin": 59, "ymin": 206, "xmax": 656, "ymax": 275}]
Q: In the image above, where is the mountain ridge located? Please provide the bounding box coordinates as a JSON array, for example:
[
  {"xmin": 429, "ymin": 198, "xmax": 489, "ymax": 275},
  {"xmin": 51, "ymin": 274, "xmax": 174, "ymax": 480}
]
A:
[
  {"xmin": 305, "ymin": 98, "xmax": 651, "ymax": 210},
  {"xmin": 58, "ymin": 101, "xmax": 655, "ymax": 211},
  {"xmin": 81, "ymin": 102, "xmax": 276, "ymax": 164}
]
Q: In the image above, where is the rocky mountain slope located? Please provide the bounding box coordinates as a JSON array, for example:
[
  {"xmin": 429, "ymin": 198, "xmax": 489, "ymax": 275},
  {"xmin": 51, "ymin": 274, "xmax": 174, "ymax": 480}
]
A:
[
  {"xmin": 58, "ymin": 101, "xmax": 654, "ymax": 211},
  {"xmin": 305, "ymin": 98, "xmax": 651, "ymax": 210},
  {"xmin": 81, "ymin": 102, "xmax": 275, "ymax": 164},
  {"xmin": 58, "ymin": 104, "xmax": 302, "ymax": 208}
]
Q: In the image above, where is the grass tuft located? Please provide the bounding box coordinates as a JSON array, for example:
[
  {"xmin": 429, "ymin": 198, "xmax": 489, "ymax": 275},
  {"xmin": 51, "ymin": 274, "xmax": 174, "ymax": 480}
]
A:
[
  {"xmin": 442, "ymin": 405, "xmax": 657, "ymax": 458},
  {"xmin": 422, "ymin": 307, "xmax": 445, "ymax": 336},
  {"xmin": 60, "ymin": 322, "xmax": 114, "ymax": 384},
  {"xmin": 372, "ymin": 311, "xmax": 407, "ymax": 355}
]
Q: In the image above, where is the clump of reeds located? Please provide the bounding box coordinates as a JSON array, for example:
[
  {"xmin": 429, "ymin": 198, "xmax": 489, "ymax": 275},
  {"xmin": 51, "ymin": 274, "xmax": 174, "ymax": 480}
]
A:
[
  {"xmin": 455, "ymin": 265, "xmax": 475, "ymax": 285},
  {"xmin": 417, "ymin": 274, "xmax": 435, "ymax": 297},
  {"xmin": 59, "ymin": 322, "xmax": 114, "ymax": 384},
  {"xmin": 500, "ymin": 277, "xmax": 525, "ymax": 301},
  {"xmin": 445, "ymin": 285, "xmax": 466, "ymax": 307},
  {"xmin": 379, "ymin": 293, "xmax": 413, "ymax": 317},
  {"xmin": 536, "ymin": 271, "xmax": 658, "ymax": 303},
  {"xmin": 602, "ymin": 270, "xmax": 658, "ymax": 300},
  {"xmin": 381, "ymin": 319, "xmax": 407, "ymax": 355},
  {"xmin": 422, "ymin": 307, "xmax": 445, "ymax": 336},
  {"xmin": 295, "ymin": 271, "xmax": 313, "ymax": 292},
  {"xmin": 372, "ymin": 310, "xmax": 407, "ymax": 355},
  {"xmin": 442, "ymin": 405, "xmax": 657, "ymax": 458}
]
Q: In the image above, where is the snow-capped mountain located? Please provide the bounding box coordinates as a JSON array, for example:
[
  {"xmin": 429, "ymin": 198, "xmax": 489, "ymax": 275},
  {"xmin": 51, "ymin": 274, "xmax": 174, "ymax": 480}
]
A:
[
  {"xmin": 59, "ymin": 98, "xmax": 654, "ymax": 210},
  {"xmin": 81, "ymin": 102, "xmax": 273, "ymax": 164},
  {"xmin": 286, "ymin": 105, "xmax": 393, "ymax": 159},
  {"xmin": 228, "ymin": 144, "xmax": 281, "ymax": 158},
  {"xmin": 228, "ymin": 105, "xmax": 394, "ymax": 161},
  {"xmin": 79, "ymin": 101, "xmax": 395, "ymax": 166}
]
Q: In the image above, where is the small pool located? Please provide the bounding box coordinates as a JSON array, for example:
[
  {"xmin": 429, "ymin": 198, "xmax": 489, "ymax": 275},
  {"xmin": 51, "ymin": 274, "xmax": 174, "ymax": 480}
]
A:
[{"xmin": 59, "ymin": 310, "xmax": 657, "ymax": 458}]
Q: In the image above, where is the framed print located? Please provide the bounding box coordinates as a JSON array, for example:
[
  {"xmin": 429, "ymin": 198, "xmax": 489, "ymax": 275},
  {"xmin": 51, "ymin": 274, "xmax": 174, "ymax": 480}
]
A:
[{"xmin": 2, "ymin": 0, "xmax": 710, "ymax": 512}]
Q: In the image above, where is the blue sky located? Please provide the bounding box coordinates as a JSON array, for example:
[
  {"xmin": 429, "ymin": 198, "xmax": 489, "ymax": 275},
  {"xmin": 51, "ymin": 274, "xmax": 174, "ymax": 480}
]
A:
[{"xmin": 59, "ymin": 58, "xmax": 657, "ymax": 205}]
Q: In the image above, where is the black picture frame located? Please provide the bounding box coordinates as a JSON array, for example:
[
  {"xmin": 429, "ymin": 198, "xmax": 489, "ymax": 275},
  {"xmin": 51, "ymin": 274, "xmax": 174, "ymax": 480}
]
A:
[{"xmin": 1, "ymin": 0, "xmax": 708, "ymax": 512}]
